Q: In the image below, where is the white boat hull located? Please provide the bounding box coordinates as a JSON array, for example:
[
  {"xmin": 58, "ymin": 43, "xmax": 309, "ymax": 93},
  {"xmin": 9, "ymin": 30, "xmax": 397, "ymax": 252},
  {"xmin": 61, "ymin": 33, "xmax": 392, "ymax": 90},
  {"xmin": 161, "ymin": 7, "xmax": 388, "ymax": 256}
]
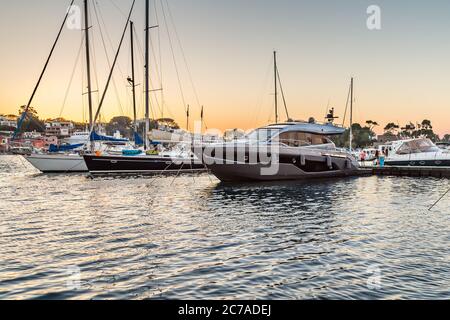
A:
[{"xmin": 23, "ymin": 154, "xmax": 88, "ymax": 173}]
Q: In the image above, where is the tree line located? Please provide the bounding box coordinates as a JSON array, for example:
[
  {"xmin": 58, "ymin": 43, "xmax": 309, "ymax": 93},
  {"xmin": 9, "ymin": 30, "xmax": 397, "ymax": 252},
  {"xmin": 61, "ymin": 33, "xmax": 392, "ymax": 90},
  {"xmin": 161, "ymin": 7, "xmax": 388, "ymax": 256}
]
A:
[
  {"xmin": 333, "ymin": 119, "xmax": 449, "ymax": 149},
  {"xmin": 0, "ymin": 106, "xmax": 181, "ymax": 139}
]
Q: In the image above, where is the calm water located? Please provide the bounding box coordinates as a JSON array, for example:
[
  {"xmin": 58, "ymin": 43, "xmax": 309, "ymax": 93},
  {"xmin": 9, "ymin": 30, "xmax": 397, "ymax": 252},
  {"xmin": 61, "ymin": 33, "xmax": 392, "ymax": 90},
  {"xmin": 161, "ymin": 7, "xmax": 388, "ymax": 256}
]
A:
[{"xmin": 0, "ymin": 155, "xmax": 449, "ymax": 300}]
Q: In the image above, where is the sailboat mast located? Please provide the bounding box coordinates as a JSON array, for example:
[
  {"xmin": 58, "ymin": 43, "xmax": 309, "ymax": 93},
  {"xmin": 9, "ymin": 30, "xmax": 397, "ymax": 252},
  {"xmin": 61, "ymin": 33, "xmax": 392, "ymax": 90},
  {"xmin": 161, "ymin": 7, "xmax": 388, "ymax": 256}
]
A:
[
  {"xmin": 84, "ymin": 0, "xmax": 93, "ymax": 130},
  {"xmin": 274, "ymin": 51, "xmax": 278, "ymax": 124},
  {"xmin": 144, "ymin": 0, "xmax": 150, "ymax": 150},
  {"xmin": 349, "ymin": 77, "xmax": 354, "ymax": 152},
  {"xmin": 130, "ymin": 21, "xmax": 137, "ymax": 132}
]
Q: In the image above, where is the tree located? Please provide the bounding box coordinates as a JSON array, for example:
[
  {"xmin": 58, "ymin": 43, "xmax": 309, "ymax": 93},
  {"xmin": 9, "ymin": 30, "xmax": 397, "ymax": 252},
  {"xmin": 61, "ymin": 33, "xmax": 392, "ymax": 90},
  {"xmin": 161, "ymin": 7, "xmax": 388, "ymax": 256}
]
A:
[
  {"xmin": 366, "ymin": 120, "xmax": 379, "ymax": 131},
  {"xmin": 443, "ymin": 134, "xmax": 450, "ymax": 142},
  {"xmin": 16, "ymin": 105, "xmax": 45, "ymax": 134},
  {"xmin": 384, "ymin": 122, "xmax": 399, "ymax": 135},
  {"xmin": 331, "ymin": 122, "xmax": 376, "ymax": 149},
  {"xmin": 106, "ymin": 116, "xmax": 133, "ymax": 138},
  {"xmin": 417, "ymin": 119, "xmax": 438, "ymax": 141},
  {"xmin": 157, "ymin": 118, "xmax": 180, "ymax": 129},
  {"xmin": 421, "ymin": 119, "xmax": 433, "ymax": 130},
  {"xmin": 400, "ymin": 122, "xmax": 416, "ymax": 138}
]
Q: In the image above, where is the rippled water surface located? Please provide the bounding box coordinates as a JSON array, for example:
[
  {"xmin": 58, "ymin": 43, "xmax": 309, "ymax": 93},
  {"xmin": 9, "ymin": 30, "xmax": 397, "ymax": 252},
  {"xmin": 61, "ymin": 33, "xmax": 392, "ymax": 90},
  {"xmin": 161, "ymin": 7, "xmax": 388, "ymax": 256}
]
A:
[{"xmin": 0, "ymin": 155, "xmax": 449, "ymax": 300}]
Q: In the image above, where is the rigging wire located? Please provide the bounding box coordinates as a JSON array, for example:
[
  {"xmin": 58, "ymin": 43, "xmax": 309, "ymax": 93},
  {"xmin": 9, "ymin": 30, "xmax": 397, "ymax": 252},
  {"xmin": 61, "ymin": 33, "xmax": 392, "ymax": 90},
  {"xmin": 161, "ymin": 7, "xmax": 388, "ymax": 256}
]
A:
[
  {"xmin": 342, "ymin": 81, "xmax": 352, "ymax": 127},
  {"xmin": 109, "ymin": 0, "xmax": 128, "ymax": 18},
  {"xmin": 160, "ymin": 0, "xmax": 187, "ymax": 113},
  {"xmin": 87, "ymin": 2, "xmax": 101, "ymax": 110},
  {"xmin": 81, "ymin": 28, "xmax": 87, "ymax": 125},
  {"xmin": 254, "ymin": 55, "xmax": 273, "ymax": 127},
  {"xmin": 13, "ymin": 0, "xmax": 76, "ymax": 139},
  {"xmin": 276, "ymin": 66, "xmax": 290, "ymax": 121},
  {"xmin": 59, "ymin": 35, "xmax": 85, "ymax": 118},
  {"xmin": 428, "ymin": 187, "xmax": 450, "ymax": 211},
  {"xmin": 93, "ymin": 0, "xmax": 127, "ymax": 117},
  {"xmin": 163, "ymin": 0, "xmax": 202, "ymax": 110},
  {"xmin": 91, "ymin": 0, "xmax": 136, "ymax": 130},
  {"xmin": 155, "ymin": 0, "xmax": 164, "ymax": 119}
]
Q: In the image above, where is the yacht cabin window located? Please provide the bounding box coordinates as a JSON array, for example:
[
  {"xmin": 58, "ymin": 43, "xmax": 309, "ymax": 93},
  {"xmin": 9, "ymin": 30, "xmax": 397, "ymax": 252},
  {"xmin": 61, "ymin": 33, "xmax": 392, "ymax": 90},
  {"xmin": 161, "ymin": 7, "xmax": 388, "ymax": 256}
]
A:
[
  {"xmin": 276, "ymin": 131, "xmax": 331, "ymax": 147},
  {"xmin": 396, "ymin": 139, "xmax": 440, "ymax": 154},
  {"xmin": 246, "ymin": 129, "xmax": 281, "ymax": 142}
]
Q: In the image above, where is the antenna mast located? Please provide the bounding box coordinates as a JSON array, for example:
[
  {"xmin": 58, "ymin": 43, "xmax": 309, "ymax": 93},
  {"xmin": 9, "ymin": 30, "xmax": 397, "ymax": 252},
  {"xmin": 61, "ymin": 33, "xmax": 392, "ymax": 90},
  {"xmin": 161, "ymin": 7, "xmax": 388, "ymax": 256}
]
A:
[
  {"xmin": 349, "ymin": 77, "xmax": 354, "ymax": 151},
  {"xmin": 84, "ymin": 0, "xmax": 94, "ymax": 131},
  {"xmin": 274, "ymin": 51, "xmax": 278, "ymax": 124},
  {"xmin": 129, "ymin": 21, "xmax": 137, "ymax": 133},
  {"xmin": 144, "ymin": 0, "xmax": 150, "ymax": 150}
]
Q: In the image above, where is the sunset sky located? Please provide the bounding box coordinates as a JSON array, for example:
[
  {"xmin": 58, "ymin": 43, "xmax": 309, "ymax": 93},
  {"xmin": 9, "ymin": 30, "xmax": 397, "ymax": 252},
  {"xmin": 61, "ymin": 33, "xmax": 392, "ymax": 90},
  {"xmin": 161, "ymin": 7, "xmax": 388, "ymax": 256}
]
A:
[{"xmin": 0, "ymin": 0, "xmax": 449, "ymax": 136}]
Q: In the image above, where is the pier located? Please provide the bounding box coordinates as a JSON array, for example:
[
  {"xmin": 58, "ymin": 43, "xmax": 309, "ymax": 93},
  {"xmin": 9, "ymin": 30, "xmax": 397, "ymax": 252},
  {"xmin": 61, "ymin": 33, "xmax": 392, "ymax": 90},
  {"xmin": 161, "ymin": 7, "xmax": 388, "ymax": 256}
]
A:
[{"xmin": 372, "ymin": 166, "xmax": 450, "ymax": 178}]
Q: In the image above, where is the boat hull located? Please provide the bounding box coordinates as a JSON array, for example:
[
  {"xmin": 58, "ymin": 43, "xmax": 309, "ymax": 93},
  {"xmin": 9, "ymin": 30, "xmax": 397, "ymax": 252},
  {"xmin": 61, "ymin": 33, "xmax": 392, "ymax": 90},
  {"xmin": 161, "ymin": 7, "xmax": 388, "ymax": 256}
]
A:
[
  {"xmin": 385, "ymin": 159, "xmax": 450, "ymax": 167},
  {"xmin": 206, "ymin": 162, "xmax": 360, "ymax": 182},
  {"xmin": 83, "ymin": 155, "xmax": 206, "ymax": 176},
  {"xmin": 385, "ymin": 151, "xmax": 450, "ymax": 167},
  {"xmin": 195, "ymin": 146, "xmax": 360, "ymax": 182},
  {"xmin": 23, "ymin": 154, "xmax": 88, "ymax": 173}
]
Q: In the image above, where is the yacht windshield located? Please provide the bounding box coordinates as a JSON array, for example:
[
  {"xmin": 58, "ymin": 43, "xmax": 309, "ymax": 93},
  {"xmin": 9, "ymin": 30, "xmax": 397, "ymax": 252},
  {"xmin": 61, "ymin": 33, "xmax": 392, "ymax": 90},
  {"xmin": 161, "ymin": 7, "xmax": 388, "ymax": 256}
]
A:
[
  {"xmin": 396, "ymin": 139, "xmax": 440, "ymax": 154},
  {"xmin": 246, "ymin": 128, "xmax": 281, "ymax": 142}
]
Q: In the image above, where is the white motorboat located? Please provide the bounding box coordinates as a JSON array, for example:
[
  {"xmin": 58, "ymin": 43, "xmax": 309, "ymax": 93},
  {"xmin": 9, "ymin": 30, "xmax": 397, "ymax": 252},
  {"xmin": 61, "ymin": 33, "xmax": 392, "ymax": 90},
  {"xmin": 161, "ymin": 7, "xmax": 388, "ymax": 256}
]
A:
[{"xmin": 385, "ymin": 138, "xmax": 450, "ymax": 167}]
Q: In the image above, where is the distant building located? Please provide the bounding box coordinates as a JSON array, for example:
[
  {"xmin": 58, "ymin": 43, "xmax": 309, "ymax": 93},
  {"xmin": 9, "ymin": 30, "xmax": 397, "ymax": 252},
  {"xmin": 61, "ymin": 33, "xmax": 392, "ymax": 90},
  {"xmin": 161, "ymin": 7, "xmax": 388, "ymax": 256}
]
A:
[
  {"xmin": 22, "ymin": 131, "xmax": 43, "ymax": 139},
  {"xmin": 45, "ymin": 120, "xmax": 74, "ymax": 138},
  {"xmin": 44, "ymin": 136, "xmax": 58, "ymax": 148},
  {"xmin": 0, "ymin": 115, "xmax": 18, "ymax": 128}
]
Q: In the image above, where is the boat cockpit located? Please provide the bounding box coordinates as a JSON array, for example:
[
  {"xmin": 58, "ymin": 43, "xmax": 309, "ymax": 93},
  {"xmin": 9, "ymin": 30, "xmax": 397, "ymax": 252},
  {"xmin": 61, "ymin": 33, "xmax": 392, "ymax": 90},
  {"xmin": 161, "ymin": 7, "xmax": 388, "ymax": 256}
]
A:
[
  {"xmin": 244, "ymin": 122, "xmax": 343, "ymax": 149},
  {"xmin": 394, "ymin": 138, "xmax": 440, "ymax": 155}
]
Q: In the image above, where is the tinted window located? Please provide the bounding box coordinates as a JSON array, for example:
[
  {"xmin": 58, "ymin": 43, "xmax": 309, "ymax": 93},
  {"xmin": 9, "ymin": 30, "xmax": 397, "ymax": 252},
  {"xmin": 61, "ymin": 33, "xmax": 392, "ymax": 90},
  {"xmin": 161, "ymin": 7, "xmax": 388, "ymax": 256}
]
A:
[{"xmin": 278, "ymin": 132, "xmax": 331, "ymax": 146}]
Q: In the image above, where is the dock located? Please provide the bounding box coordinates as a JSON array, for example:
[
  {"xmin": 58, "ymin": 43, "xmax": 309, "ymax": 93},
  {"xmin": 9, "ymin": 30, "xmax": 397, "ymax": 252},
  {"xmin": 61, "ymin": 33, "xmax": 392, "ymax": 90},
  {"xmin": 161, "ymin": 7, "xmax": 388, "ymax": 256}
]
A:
[{"xmin": 371, "ymin": 166, "xmax": 450, "ymax": 178}]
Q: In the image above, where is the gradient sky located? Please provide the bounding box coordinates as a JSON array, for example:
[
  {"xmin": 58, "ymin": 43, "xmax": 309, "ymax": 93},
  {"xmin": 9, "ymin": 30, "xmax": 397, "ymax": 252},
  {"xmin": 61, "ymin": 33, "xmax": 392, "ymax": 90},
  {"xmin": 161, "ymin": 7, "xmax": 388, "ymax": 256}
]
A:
[{"xmin": 0, "ymin": 0, "xmax": 449, "ymax": 136}]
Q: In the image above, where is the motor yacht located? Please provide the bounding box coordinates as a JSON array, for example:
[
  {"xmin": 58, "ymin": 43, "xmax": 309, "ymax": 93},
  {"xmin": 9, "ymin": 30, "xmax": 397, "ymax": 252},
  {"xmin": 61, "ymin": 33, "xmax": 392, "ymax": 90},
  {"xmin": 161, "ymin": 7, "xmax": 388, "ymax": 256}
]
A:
[
  {"xmin": 193, "ymin": 121, "xmax": 360, "ymax": 182},
  {"xmin": 385, "ymin": 138, "xmax": 450, "ymax": 167}
]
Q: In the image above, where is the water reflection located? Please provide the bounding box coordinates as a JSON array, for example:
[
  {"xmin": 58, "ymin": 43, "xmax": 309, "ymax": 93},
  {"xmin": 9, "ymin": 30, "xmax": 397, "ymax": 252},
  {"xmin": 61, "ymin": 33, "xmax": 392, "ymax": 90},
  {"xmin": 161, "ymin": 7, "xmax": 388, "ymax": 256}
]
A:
[{"xmin": 0, "ymin": 156, "xmax": 449, "ymax": 300}]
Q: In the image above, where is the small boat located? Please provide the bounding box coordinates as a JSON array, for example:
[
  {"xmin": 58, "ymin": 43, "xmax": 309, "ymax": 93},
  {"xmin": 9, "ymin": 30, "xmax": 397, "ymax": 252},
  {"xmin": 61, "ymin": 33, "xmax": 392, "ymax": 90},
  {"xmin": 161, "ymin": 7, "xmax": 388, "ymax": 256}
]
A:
[
  {"xmin": 385, "ymin": 138, "xmax": 450, "ymax": 167},
  {"xmin": 24, "ymin": 153, "xmax": 88, "ymax": 173},
  {"xmin": 83, "ymin": 151, "xmax": 205, "ymax": 177}
]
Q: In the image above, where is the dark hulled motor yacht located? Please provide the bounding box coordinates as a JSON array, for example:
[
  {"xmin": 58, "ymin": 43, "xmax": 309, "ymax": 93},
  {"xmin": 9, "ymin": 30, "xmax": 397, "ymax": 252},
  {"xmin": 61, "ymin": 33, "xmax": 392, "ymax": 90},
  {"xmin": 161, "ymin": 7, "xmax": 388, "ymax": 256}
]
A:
[{"xmin": 193, "ymin": 121, "xmax": 360, "ymax": 182}]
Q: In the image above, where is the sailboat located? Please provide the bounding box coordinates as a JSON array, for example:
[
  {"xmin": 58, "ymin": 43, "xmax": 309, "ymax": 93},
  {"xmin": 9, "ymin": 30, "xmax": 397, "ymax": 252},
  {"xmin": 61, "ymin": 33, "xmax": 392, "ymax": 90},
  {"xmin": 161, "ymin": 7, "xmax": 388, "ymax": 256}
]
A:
[
  {"xmin": 83, "ymin": 0, "xmax": 205, "ymax": 177},
  {"xmin": 20, "ymin": 0, "xmax": 134, "ymax": 173}
]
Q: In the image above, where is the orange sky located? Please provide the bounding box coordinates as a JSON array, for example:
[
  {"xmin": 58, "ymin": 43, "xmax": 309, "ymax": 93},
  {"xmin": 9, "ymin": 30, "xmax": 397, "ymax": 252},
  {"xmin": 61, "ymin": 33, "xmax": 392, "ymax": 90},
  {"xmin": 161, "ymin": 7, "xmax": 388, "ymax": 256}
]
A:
[{"xmin": 0, "ymin": 0, "xmax": 449, "ymax": 136}]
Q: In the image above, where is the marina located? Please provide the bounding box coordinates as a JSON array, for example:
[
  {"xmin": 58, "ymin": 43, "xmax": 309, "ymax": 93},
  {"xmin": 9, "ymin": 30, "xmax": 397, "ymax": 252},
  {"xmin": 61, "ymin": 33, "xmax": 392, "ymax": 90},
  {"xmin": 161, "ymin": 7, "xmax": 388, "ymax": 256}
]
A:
[
  {"xmin": 1, "ymin": 0, "xmax": 450, "ymax": 305},
  {"xmin": 1, "ymin": 155, "xmax": 449, "ymax": 300}
]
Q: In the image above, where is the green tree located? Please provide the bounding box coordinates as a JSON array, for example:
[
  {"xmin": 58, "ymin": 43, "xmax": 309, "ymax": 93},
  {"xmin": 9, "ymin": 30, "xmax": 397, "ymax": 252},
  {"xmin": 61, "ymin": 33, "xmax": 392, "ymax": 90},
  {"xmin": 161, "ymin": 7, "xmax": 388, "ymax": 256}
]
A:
[
  {"xmin": 16, "ymin": 105, "xmax": 45, "ymax": 134},
  {"xmin": 157, "ymin": 118, "xmax": 180, "ymax": 129},
  {"xmin": 332, "ymin": 122, "xmax": 376, "ymax": 149},
  {"xmin": 384, "ymin": 122, "xmax": 399, "ymax": 135},
  {"xmin": 106, "ymin": 116, "xmax": 133, "ymax": 138},
  {"xmin": 18, "ymin": 105, "xmax": 38, "ymax": 118}
]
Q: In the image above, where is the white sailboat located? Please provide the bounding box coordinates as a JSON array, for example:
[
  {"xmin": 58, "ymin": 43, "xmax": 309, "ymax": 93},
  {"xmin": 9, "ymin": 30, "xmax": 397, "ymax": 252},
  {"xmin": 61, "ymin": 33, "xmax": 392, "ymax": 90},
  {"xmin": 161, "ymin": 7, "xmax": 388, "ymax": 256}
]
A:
[{"xmin": 21, "ymin": 0, "xmax": 134, "ymax": 173}]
